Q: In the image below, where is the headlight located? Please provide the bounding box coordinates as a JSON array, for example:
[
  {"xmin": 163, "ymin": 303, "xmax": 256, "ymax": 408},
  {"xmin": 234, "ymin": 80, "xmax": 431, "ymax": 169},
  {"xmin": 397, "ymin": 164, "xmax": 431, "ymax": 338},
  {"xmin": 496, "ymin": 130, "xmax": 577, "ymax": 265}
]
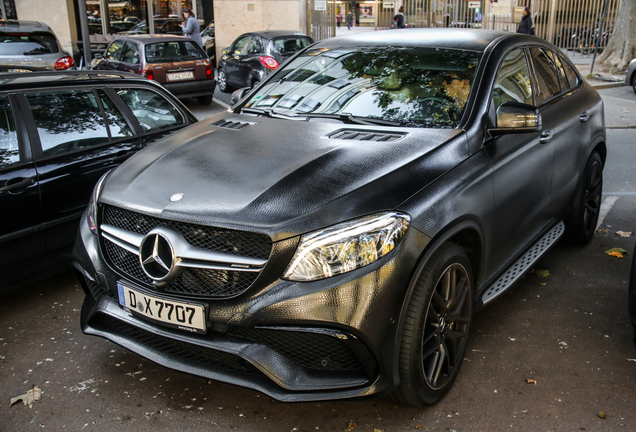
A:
[
  {"xmin": 283, "ymin": 212, "xmax": 410, "ymax": 282},
  {"xmin": 87, "ymin": 171, "xmax": 110, "ymax": 234}
]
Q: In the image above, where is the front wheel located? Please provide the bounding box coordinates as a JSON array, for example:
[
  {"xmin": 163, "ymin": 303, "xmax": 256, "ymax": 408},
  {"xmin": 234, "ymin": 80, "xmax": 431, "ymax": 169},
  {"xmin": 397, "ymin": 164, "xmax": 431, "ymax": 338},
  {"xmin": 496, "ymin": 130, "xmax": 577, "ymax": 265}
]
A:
[
  {"xmin": 391, "ymin": 242, "xmax": 473, "ymax": 406},
  {"xmin": 565, "ymin": 151, "xmax": 603, "ymax": 245},
  {"xmin": 217, "ymin": 68, "xmax": 232, "ymax": 93}
]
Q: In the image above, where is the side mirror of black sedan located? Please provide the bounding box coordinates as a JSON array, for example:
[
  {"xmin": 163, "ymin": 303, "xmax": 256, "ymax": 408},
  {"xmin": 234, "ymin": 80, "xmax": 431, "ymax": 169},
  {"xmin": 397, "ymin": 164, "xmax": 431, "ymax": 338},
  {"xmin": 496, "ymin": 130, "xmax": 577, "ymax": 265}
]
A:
[
  {"xmin": 231, "ymin": 87, "xmax": 250, "ymax": 105},
  {"xmin": 489, "ymin": 102, "xmax": 542, "ymax": 135}
]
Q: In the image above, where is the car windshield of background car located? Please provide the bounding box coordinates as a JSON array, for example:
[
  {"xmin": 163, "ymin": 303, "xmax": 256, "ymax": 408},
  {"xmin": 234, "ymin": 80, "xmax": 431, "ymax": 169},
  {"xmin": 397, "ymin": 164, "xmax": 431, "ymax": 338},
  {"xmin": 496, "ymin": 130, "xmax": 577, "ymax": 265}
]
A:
[
  {"xmin": 0, "ymin": 32, "xmax": 59, "ymax": 55},
  {"xmin": 145, "ymin": 41, "xmax": 206, "ymax": 63},
  {"xmin": 242, "ymin": 46, "xmax": 481, "ymax": 128}
]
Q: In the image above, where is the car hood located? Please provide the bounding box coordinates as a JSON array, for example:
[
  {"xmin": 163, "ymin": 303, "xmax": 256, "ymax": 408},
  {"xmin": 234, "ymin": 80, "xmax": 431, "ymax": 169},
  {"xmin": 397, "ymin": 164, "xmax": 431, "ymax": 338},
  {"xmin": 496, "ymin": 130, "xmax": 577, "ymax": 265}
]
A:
[{"xmin": 101, "ymin": 113, "xmax": 468, "ymax": 240}]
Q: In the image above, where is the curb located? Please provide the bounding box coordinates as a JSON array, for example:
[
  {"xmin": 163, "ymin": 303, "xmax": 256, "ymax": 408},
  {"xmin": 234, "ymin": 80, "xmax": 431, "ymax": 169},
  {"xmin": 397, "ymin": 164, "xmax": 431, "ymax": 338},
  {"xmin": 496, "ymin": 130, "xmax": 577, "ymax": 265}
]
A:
[{"xmin": 589, "ymin": 82, "xmax": 626, "ymax": 90}]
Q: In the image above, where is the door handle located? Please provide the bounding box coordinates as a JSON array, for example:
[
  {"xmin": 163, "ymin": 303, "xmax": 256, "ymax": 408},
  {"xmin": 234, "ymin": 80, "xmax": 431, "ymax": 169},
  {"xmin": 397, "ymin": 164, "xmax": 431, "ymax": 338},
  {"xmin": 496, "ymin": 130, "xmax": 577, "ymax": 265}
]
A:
[
  {"xmin": 580, "ymin": 111, "xmax": 589, "ymax": 122},
  {"xmin": 540, "ymin": 130, "xmax": 553, "ymax": 144},
  {"xmin": 0, "ymin": 177, "xmax": 35, "ymax": 193}
]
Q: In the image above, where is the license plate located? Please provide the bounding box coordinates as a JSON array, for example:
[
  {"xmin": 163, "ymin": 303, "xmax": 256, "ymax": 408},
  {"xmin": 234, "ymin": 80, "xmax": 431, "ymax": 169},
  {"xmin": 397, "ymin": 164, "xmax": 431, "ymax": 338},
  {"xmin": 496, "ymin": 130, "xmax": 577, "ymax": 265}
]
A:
[
  {"xmin": 167, "ymin": 71, "xmax": 194, "ymax": 81},
  {"xmin": 117, "ymin": 283, "xmax": 207, "ymax": 334}
]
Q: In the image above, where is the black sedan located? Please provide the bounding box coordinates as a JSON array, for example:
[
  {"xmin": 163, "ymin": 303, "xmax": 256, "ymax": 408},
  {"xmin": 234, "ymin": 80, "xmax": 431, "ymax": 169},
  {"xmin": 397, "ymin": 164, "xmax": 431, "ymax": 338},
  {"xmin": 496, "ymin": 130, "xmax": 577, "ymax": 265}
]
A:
[
  {"xmin": 216, "ymin": 30, "xmax": 313, "ymax": 92},
  {"xmin": 0, "ymin": 71, "xmax": 197, "ymax": 290},
  {"xmin": 73, "ymin": 29, "xmax": 606, "ymax": 405}
]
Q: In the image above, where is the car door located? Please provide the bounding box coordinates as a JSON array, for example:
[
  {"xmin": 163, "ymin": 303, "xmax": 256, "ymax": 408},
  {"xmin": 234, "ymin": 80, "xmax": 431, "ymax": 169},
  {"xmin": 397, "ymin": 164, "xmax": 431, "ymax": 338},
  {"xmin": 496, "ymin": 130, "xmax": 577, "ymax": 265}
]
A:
[
  {"xmin": 21, "ymin": 87, "xmax": 140, "ymax": 254},
  {"xmin": 484, "ymin": 48, "xmax": 554, "ymax": 272},
  {"xmin": 118, "ymin": 41, "xmax": 141, "ymax": 74},
  {"xmin": 0, "ymin": 94, "xmax": 43, "ymax": 275},
  {"xmin": 223, "ymin": 35, "xmax": 251, "ymax": 87},
  {"xmin": 96, "ymin": 39, "xmax": 125, "ymax": 71}
]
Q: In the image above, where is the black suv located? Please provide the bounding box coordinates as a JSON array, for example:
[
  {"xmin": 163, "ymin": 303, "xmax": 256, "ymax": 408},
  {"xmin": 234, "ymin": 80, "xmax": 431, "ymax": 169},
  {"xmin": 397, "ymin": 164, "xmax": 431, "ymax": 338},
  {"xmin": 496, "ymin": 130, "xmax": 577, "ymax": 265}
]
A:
[
  {"xmin": 0, "ymin": 71, "xmax": 197, "ymax": 290},
  {"xmin": 74, "ymin": 29, "xmax": 606, "ymax": 405}
]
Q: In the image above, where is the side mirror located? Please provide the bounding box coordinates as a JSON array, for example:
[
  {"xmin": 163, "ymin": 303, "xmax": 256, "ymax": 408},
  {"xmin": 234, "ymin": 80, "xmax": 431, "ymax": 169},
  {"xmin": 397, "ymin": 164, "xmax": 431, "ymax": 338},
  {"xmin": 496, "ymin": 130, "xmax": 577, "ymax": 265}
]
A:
[
  {"xmin": 231, "ymin": 87, "xmax": 250, "ymax": 105},
  {"xmin": 221, "ymin": 47, "xmax": 229, "ymax": 55},
  {"xmin": 489, "ymin": 102, "xmax": 542, "ymax": 136},
  {"xmin": 94, "ymin": 53, "xmax": 103, "ymax": 60}
]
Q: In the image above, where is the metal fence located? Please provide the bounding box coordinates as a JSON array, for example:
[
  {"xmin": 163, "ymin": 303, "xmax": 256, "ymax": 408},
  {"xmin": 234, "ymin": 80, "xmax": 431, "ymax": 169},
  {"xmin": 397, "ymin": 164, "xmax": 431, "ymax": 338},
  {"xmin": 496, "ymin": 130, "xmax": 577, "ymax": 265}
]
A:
[{"xmin": 306, "ymin": 0, "xmax": 337, "ymax": 41}]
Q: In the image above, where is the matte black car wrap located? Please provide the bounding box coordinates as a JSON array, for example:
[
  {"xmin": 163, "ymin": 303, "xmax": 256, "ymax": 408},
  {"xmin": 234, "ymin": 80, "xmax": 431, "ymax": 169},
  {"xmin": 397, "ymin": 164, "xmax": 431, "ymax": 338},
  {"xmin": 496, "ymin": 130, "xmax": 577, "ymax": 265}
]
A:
[{"xmin": 73, "ymin": 29, "xmax": 607, "ymax": 405}]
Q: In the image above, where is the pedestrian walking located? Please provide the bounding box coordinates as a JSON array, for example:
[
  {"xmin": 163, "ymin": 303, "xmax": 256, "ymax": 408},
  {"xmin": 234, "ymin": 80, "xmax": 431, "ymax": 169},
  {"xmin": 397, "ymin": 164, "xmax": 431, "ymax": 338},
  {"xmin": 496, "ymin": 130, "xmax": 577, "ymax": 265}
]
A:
[
  {"xmin": 393, "ymin": 6, "xmax": 406, "ymax": 28},
  {"xmin": 180, "ymin": 8, "xmax": 202, "ymax": 47},
  {"xmin": 337, "ymin": 11, "xmax": 342, "ymax": 29},
  {"xmin": 516, "ymin": 6, "xmax": 534, "ymax": 35},
  {"xmin": 347, "ymin": 10, "xmax": 353, "ymax": 30}
]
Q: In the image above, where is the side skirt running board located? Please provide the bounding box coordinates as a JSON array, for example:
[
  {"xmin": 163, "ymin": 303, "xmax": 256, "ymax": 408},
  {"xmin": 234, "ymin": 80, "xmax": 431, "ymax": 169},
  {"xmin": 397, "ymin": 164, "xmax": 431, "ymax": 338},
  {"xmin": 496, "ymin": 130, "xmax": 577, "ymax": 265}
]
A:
[{"xmin": 481, "ymin": 222, "xmax": 565, "ymax": 305}]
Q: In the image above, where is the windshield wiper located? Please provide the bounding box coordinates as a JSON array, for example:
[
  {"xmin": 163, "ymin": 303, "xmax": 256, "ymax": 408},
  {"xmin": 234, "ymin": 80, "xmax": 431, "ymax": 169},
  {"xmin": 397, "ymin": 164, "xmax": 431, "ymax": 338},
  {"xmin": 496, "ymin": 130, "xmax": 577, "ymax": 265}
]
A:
[
  {"xmin": 298, "ymin": 112, "xmax": 402, "ymax": 127},
  {"xmin": 241, "ymin": 107, "xmax": 300, "ymax": 120}
]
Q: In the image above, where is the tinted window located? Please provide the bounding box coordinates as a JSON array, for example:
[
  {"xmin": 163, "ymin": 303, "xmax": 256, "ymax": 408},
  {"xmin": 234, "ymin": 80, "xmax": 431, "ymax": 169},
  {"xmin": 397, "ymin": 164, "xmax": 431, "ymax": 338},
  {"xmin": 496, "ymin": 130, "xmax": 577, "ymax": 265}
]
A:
[
  {"xmin": 26, "ymin": 90, "xmax": 110, "ymax": 157},
  {"xmin": 546, "ymin": 50, "xmax": 568, "ymax": 92},
  {"xmin": 0, "ymin": 96, "xmax": 19, "ymax": 168},
  {"xmin": 559, "ymin": 54, "xmax": 581, "ymax": 89},
  {"xmin": 493, "ymin": 49, "xmax": 533, "ymax": 110},
  {"xmin": 245, "ymin": 47, "xmax": 481, "ymax": 128},
  {"xmin": 106, "ymin": 40, "xmax": 125, "ymax": 60},
  {"xmin": 144, "ymin": 41, "xmax": 206, "ymax": 63},
  {"xmin": 97, "ymin": 90, "xmax": 133, "ymax": 138},
  {"xmin": 0, "ymin": 32, "xmax": 59, "ymax": 55},
  {"xmin": 248, "ymin": 37, "xmax": 263, "ymax": 55},
  {"xmin": 530, "ymin": 47, "xmax": 561, "ymax": 104},
  {"xmin": 121, "ymin": 42, "xmax": 140, "ymax": 64},
  {"xmin": 269, "ymin": 37, "xmax": 312, "ymax": 56},
  {"xmin": 232, "ymin": 36, "xmax": 251, "ymax": 55},
  {"xmin": 117, "ymin": 88, "xmax": 183, "ymax": 131}
]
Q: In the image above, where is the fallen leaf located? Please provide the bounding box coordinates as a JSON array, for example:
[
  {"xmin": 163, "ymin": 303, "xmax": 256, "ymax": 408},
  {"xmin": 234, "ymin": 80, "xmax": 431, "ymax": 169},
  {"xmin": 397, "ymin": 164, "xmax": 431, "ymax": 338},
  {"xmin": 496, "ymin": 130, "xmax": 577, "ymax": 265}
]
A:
[
  {"xmin": 526, "ymin": 378, "xmax": 537, "ymax": 384},
  {"xmin": 616, "ymin": 231, "xmax": 632, "ymax": 238},
  {"xmin": 605, "ymin": 247, "xmax": 627, "ymax": 258},
  {"xmin": 599, "ymin": 411, "xmax": 606, "ymax": 419},
  {"xmin": 9, "ymin": 385, "xmax": 41, "ymax": 408},
  {"xmin": 533, "ymin": 269, "xmax": 550, "ymax": 278},
  {"xmin": 539, "ymin": 282, "xmax": 547, "ymax": 286},
  {"xmin": 345, "ymin": 422, "xmax": 357, "ymax": 431},
  {"xmin": 415, "ymin": 427, "xmax": 426, "ymax": 430}
]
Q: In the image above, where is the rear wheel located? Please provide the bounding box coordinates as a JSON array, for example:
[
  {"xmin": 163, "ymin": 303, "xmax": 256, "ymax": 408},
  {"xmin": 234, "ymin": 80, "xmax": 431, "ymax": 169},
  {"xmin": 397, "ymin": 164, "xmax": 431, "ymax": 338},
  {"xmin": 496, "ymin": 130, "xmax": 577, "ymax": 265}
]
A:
[
  {"xmin": 631, "ymin": 73, "xmax": 636, "ymax": 95},
  {"xmin": 217, "ymin": 68, "xmax": 232, "ymax": 93},
  {"xmin": 391, "ymin": 242, "xmax": 473, "ymax": 406},
  {"xmin": 197, "ymin": 95, "xmax": 212, "ymax": 105},
  {"xmin": 565, "ymin": 151, "xmax": 603, "ymax": 245}
]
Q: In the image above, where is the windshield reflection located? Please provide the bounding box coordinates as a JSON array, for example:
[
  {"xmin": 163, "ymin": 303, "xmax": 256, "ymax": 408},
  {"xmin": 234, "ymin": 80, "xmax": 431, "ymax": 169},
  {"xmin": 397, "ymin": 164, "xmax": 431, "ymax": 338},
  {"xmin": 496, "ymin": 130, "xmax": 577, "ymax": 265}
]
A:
[{"xmin": 243, "ymin": 46, "xmax": 481, "ymax": 128}]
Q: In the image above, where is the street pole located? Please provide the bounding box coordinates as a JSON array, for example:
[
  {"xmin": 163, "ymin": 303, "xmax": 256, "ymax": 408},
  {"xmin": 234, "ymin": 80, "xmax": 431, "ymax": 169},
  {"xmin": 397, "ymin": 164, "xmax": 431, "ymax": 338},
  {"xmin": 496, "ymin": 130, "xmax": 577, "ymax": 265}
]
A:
[{"xmin": 590, "ymin": 0, "xmax": 609, "ymax": 74}]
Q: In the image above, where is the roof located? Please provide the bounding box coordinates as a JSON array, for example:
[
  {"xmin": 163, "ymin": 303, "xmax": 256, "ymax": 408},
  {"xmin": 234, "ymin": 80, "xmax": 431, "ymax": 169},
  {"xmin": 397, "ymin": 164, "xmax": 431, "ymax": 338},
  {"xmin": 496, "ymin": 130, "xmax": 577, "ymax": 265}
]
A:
[
  {"xmin": 0, "ymin": 70, "xmax": 150, "ymax": 91},
  {"xmin": 316, "ymin": 28, "xmax": 519, "ymax": 52},
  {"xmin": 243, "ymin": 30, "xmax": 311, "ymax": 39},
  {"xmin": 113, "ymin": 34, "xmax": 194, "ymax": 43},
  {"xmin": 0, "ymin": 20, "xmax": 53, "ymax": 33}
]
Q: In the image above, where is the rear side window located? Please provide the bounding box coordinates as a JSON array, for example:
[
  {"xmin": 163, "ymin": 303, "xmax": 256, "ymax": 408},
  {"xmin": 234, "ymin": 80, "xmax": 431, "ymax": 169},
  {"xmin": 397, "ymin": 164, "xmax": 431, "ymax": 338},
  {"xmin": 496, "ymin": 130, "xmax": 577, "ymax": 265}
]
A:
[
  {"xmin": 559, "ymin": 54, "xmax": 582, "ymax": 90},
  {"xmin": 26, "ymin": 90, "xmax": 111, "ymax": 157},
  {"xmin": 0, "ymin": 32, "xmax": 60, "ymax": 55},
  {"xmin": 269, "ymin": 37, "xmax": 312, "ymax": 56},
  {"xmin": 529, "ymin": 47, "xmax": 561, "ymax": 104},
  {"xmin": 116, "ymin": 88, "xmax": 183, "ymax": 131},
  {"xmin": 121, "ymin": 42, "xmax": 140, "ymax": 64},
  {"xmin": 144, "ymin": 41, "xmax": 206, "ymax": 63},
  {"xmin": 97, "ymin": 90, "xmax": 133, "ymax": 138},
  {"xmin": 0, "ymin": 96, "xmax": 19, "ymax": 168}
]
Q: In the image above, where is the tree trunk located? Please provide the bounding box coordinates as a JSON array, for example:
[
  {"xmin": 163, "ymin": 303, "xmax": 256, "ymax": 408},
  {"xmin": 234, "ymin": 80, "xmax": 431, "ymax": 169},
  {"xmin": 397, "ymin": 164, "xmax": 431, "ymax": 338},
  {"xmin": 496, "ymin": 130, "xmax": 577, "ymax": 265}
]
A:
[{"xmin": 598, "ymin": 0, "xmax": 636, "ymax": 70}]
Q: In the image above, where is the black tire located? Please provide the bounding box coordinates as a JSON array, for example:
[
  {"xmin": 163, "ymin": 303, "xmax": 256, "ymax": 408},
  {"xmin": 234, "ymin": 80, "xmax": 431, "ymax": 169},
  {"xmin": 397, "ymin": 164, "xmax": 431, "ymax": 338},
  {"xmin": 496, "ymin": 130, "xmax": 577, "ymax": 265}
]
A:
[
  {"xmin": 217, "ymin": 68, "xmax": 232, "ymax": 93},
  {"xmin": 197, "ymin": 95, "xmax": 213, "ymax": 105},
  {"xmin": 565, "ymin": 151, "xmax": 603, "ymax": 245},
  {"xmin": 631, "ymin": 73, "xmax": 636, "ymax": 95},
  {"xmin": 391, "ymin": 242, "xmax": 473, "ymax": 406}
]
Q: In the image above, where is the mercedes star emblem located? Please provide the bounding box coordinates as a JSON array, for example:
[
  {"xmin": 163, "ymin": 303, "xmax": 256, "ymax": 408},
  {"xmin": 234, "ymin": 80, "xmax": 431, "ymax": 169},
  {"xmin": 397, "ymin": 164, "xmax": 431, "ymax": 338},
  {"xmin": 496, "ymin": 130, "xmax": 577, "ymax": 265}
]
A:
[
  {"xmin": 170, "ymin": 193, "xmax": 184, "ymax": 202},
  {"xmin": 139, "ymin": 230, "xmax": 177, "ymax": 282}
]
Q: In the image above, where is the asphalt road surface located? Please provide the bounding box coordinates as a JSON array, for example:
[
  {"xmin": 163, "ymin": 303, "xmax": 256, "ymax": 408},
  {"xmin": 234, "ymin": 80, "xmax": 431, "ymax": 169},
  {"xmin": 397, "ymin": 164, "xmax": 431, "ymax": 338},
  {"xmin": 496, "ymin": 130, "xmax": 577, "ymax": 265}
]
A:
[{"xmin": 1, "ymin": 87, "xmax": 635, "ymax": 432}]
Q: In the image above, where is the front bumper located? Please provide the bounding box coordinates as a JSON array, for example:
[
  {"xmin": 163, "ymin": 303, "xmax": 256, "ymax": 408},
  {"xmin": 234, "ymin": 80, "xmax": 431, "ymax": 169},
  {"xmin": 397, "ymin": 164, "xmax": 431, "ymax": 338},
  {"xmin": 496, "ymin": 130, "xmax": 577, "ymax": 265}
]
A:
[
  {"xmin": 73, "ymin": 210, "xmax": 429, "ymax": 401},
  {"xmin": 163, "ymin": 78, "xmax": 216, "ymax": 99}
]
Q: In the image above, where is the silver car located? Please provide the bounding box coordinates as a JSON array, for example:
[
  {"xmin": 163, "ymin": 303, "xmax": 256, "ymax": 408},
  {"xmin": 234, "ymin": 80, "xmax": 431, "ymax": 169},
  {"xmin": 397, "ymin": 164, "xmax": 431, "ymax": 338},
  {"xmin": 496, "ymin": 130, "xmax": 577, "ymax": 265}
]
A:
[
  {"xmin": 0, "ymin": 20, "xmax": 75, "ymax": 72},
  {"xmin": 625, "ymin": 58, "xmax": 636, "ymax": 94}
]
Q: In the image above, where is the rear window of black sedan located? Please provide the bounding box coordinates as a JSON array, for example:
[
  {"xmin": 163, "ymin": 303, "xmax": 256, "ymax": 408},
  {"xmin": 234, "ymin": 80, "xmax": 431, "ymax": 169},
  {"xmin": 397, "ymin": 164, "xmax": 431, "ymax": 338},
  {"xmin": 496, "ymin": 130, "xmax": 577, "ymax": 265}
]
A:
[
  {"xmin": 144, "ymin": 40, "xmax": 206, "ymax": 64},
  {"xmin": 244, "ymin": 46, "xmax": 481, "ymax": 128}
]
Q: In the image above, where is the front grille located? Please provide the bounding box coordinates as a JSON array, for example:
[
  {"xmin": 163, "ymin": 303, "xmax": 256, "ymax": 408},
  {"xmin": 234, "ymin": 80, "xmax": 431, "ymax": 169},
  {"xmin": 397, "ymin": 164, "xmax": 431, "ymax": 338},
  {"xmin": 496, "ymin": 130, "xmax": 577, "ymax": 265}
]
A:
[
  {"xmin": 101, "ymin": 205, "xmax": 271, "ymax": 298},
  {"xmin": 229, "ymin": 327, "xmax": 363, "ymax": 371},
  {"xmin": 98, "ymin": 315, "xmax": 262, "ymax": 376}
]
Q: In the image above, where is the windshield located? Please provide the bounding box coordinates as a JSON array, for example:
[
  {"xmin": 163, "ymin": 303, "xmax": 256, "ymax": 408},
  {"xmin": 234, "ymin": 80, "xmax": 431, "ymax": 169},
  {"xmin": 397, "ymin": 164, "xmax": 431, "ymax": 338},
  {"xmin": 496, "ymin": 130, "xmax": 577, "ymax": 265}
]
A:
[
  {"xmin": 0, "ymin": 32, "xmax": 59, "ymax": 55},
  {"xmin": 242, "ymin": 46, "xmax": 481, "ymax": 128}
]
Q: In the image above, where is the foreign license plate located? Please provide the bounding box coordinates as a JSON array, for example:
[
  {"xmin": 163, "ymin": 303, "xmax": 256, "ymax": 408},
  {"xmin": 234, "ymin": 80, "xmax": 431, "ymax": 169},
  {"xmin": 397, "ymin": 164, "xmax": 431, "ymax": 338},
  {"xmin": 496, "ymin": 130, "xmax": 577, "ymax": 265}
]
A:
[
  {"xmin": 117, "ymin": 283, "xmax": 207, "ymax": 334},
  {"xmin": 167, "ymin": 71, "xmax": 194, "ymax": 81}
]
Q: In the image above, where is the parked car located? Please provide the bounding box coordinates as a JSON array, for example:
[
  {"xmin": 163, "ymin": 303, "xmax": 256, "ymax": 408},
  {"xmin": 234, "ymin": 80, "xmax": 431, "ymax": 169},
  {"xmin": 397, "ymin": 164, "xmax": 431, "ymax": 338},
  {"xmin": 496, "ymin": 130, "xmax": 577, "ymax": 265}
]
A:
[
  {"xmin": 200, "ymin": 22, "xmax": 215, "ymax": 63},
  {"xmin": 92, "ymin": 35, "xmax": 216, "ymax": 105},
  {"xmin": 74, "ymin": 29, "xmax": 606, "ymax": 406},
  {"xmin": 217, "ymin": 30, "xmax": 313, "ymax": 92},
  {"xmin": 119, "ymin": 18, "xmax": 182, "ymax": 36},
  {"xmin": 625, "ymin": 58, "xmax": 636, "ymax": 94},
  {"xmin": 0, "ymin": 20, "xmax": 75, "ymax": 72},
  {"xmin": 0, "ymin": 70, "xmax": 197, "ymax": 291},
  {"xmin": 630, "ymin": 242, "xmax": 636, "ymax": 344}
]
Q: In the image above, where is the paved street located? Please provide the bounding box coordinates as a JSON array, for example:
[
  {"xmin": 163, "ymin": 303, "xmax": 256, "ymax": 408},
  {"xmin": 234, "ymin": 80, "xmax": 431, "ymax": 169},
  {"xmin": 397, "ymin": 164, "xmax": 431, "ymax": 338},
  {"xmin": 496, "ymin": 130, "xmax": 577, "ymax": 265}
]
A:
[{"xmin": 1, "ymin": 84, "xmax": 635, "ymax": 431}]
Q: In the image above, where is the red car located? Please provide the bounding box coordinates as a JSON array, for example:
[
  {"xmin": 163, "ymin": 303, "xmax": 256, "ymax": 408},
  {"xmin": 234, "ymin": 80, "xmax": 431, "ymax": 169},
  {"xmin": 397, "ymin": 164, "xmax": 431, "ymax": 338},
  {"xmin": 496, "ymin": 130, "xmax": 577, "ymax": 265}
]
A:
[{"xmin": 93, "ymin": 35, "xmax": 215, "ymax": 105}]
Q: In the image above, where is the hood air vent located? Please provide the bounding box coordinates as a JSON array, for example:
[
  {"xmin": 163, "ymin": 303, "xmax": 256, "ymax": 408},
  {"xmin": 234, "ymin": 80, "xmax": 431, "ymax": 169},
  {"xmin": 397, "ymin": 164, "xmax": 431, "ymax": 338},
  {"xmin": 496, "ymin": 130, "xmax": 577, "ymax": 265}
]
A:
[
  {"xmin": 212, "ymin": 118, "xmax": 255, "ymax": 130},
  {"xmin": 327, "ymin": 129, "xmax": 406, "ymax": 142}
]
